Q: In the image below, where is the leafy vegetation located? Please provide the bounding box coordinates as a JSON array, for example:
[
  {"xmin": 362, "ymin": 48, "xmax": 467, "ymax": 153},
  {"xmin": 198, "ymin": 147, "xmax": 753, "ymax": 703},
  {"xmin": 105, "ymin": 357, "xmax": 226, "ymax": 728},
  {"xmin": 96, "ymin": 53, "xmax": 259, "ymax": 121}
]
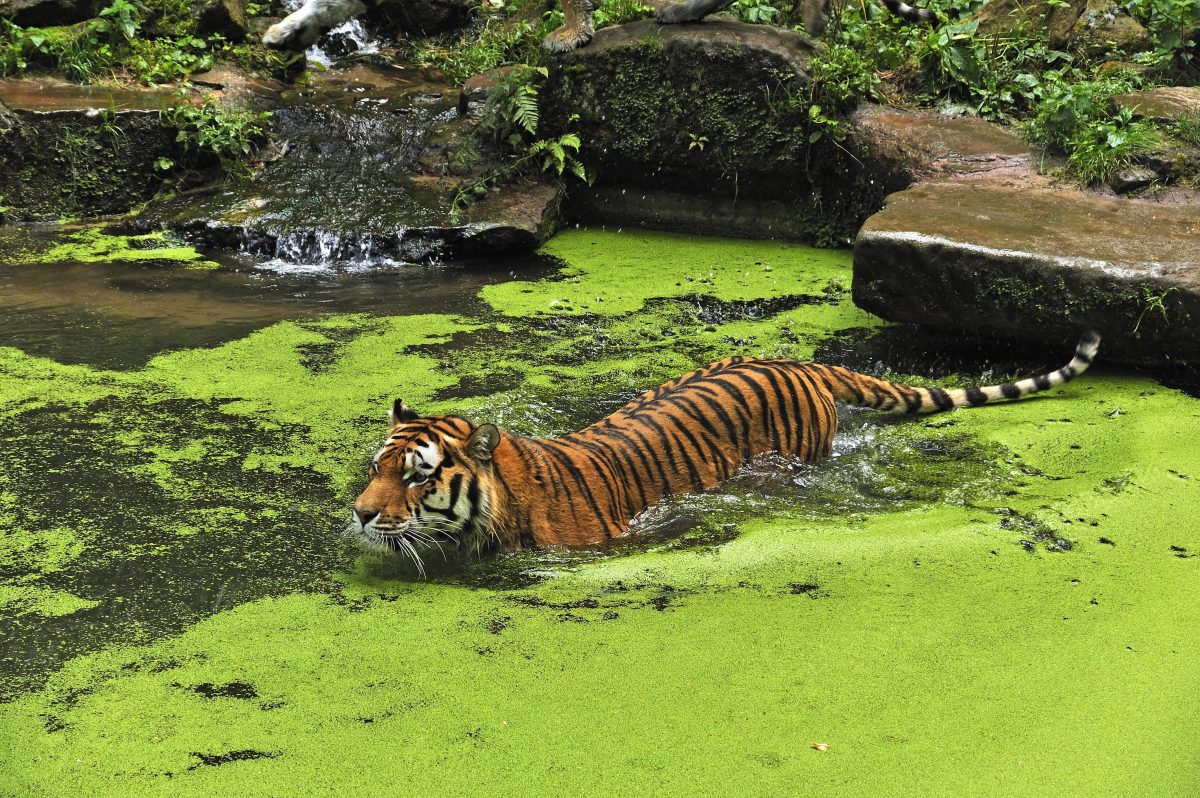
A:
[
  {"xmin": 453, "ymin": 65, "xmax": 590, "ymax": 217},
  {"xmin": 160, "ymin": 91, "xmax": 273, "ymax": 179},
  {"xmin": 802, "ymin": 0, "xmax": 1200, "ymax": 185},
  {"xmin": 0, "ymin": 0, "xmax": 297, "ymax": 84}
]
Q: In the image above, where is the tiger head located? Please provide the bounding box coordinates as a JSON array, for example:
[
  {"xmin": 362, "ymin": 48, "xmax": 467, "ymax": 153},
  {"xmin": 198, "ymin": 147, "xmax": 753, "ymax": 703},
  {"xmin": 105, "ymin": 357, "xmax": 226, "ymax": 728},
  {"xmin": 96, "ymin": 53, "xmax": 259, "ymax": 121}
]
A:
[{"xmin": 350, "ymin": 399, "xmax": 501, "ymax": 571}]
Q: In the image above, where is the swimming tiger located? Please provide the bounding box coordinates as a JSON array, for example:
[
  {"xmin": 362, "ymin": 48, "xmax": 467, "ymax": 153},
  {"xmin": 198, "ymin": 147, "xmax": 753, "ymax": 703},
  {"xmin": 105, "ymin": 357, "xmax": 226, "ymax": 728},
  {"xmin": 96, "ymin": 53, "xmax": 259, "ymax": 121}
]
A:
[
  {"xmin": 263, "ymin": 0, "xmax": 935, "ymax": 55},
  {"xmin": 350, "ymin": 331, "xmax": 1100, "ymax": 569}
]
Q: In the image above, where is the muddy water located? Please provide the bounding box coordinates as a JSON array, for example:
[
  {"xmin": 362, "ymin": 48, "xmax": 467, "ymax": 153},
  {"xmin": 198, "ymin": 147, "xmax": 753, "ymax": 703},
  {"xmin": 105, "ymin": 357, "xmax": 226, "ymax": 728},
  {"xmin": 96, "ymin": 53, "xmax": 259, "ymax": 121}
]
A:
[{"xmin": 2, "ymin": 226, "xmax": 1198, "ymax": 798}]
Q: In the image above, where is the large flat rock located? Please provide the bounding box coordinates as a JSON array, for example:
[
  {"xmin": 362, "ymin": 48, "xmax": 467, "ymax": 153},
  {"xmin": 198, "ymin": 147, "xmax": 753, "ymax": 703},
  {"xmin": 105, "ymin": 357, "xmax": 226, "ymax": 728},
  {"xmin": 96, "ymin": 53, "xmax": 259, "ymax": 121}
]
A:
[{"xmin": 853, "ymin": 181, "xmax": 1200, "ymax": 367}]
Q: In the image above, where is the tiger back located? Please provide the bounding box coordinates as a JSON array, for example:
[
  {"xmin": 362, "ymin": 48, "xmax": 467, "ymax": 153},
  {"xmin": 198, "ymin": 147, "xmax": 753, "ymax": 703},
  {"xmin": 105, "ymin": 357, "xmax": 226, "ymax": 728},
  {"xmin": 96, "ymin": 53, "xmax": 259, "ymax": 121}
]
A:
[{"xmin": 350, "ymin": 333, "xmax": 1100, "ymax": 566}]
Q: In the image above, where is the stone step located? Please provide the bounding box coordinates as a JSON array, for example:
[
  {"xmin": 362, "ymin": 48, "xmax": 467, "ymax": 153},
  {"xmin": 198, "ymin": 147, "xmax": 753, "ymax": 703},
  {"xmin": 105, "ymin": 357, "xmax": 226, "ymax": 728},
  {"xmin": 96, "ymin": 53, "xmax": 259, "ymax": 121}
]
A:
[{"xmin": 853, "ymin": 180, "xmax": 1200, "ymax": 367}]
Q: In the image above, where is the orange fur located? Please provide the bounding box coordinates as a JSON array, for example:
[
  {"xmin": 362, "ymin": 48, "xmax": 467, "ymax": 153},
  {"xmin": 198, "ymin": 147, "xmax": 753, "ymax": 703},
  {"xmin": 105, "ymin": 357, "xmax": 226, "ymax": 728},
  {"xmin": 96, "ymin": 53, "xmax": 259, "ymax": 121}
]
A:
[{"xmin": 351, "ymin": 336, "xmax": 1098, "ymax": 557}]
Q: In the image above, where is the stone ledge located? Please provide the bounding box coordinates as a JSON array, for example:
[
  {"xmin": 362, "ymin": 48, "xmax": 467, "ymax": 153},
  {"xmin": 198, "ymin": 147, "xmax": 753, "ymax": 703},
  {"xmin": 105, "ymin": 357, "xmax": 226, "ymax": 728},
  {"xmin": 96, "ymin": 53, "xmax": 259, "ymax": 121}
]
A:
[{"xmin": 853, "ymin": 181, "xmax": 1200, "ymax": 367}]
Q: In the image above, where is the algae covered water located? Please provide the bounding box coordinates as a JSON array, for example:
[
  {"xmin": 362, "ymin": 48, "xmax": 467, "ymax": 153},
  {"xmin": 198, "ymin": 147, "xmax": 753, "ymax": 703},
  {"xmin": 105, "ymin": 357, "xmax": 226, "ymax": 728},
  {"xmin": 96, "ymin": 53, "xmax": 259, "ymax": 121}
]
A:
[{"xmin": 1, "ymin": 226, "xmax": 1198, "ymax": 796}]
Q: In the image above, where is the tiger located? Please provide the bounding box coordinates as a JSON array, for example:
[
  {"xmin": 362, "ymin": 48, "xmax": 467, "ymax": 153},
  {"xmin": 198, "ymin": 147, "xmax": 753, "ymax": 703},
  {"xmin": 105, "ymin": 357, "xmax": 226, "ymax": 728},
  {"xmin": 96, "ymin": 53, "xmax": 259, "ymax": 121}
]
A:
[
  {"xmin": 262, "ymin": 0, "xmax": 936, "ymax": 55},
  {"xmin": 350, "ymin": 331, "xmax": 1100, "ymax": 571}
]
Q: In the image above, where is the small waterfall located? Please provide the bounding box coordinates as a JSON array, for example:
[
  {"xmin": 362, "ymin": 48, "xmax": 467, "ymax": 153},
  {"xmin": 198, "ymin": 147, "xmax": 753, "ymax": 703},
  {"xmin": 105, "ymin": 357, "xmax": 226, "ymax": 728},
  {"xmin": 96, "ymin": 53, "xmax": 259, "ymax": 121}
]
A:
[
  {"xmin": 282, "ymin": 0, "xmax": 383, "ymax": 67},
  {"xmin": 165, "ymin": 65, "xmax": 472, "ymax": 270}
]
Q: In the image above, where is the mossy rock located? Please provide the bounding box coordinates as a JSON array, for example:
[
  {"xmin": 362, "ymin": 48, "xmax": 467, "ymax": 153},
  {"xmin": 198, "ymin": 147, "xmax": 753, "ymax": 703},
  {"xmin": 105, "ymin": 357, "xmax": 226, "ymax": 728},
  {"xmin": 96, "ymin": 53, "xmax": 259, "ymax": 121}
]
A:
[{"xmin": 539, "ymin": 19, "xmax": 889, "ymax": 247}]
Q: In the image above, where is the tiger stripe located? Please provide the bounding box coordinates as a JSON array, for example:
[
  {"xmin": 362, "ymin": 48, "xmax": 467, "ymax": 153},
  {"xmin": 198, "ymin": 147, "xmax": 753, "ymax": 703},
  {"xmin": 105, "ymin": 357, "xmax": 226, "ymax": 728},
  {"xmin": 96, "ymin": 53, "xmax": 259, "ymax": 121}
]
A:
[{"xmin": 351, "ymin": 332, "xmax": 1100, "ymax": 558}]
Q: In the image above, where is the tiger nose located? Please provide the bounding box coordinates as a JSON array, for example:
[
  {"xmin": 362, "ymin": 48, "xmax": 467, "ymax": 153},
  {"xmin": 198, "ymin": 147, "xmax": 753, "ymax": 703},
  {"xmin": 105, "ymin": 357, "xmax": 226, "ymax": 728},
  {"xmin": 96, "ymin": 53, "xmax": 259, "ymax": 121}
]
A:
[{"xmin": 354, "ymin": 508, "xmax": 379, "ymax": 526}]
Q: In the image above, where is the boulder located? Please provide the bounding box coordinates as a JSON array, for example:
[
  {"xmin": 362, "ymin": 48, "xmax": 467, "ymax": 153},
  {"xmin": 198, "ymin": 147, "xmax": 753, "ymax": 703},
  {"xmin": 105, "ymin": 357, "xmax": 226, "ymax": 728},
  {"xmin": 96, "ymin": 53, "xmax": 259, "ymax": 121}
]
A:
[
  {"xmin": 973, "ymin": 0, "xmax": 1087, "ymax": 49},
  {"xmin": 1111, "ymin": 86, "xmax": 1200, "ymax": 121},
  {"xmin": 1106, "ymin": 165, "xmax": 1155, "ymax": 193},
  {"xmin": 540, "ymin": 19, "xmax": 884, "ymax": 245},
  {"xmin": 194, "ymin": 0, "xmax": 248, "ymax": 41},
  {"xmin": 1068, "ymin": 0, "xmax": 1150, "ymax": 58},
  {"xmin": 853, "ymin": 181, "xmax": 1200, "ymax": 367},
  {"xmin": 0, "ymin": 0, "xmax": 93, "ymax": 27}
]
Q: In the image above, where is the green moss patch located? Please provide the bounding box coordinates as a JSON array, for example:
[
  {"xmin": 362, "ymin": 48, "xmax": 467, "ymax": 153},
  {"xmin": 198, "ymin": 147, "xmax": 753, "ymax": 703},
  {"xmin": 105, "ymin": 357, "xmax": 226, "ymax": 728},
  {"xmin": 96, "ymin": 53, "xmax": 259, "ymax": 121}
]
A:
[
  {"xmin": 0, "ymin": 228, "xmax": 1197, "ymax": 796},
  {"xmin": 1, "ymin": 227, "xmax": 216, "ymax": 268}
]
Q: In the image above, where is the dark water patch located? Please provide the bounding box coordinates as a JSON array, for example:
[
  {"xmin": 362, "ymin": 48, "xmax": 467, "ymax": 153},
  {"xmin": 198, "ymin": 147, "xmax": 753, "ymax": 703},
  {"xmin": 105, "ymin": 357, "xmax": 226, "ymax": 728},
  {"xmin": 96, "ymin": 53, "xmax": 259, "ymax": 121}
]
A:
[
  {"xmin": 0, "ymin": 228, "xmax": 559, "ymax": 369},
  {"xmin": 818, "ymin": 324, "xmax": 1200, "ymax": 398},
  {"xmin": 181, "ymin": 681, "xmax": 259, "ymax": 700},
  {"xmin": 995, "ymin": 509, "xmax": 1074, "ymax": 553},
  {"xmin": 188, "ymin": 749, "xmax": 279, "ymax": 770},
  {"xmin": 0, "ymin": 395, "xmax": 350, "ymax": 700},
  {"xmin": 679, "ymin": 293, "xmax": 825, "ymax": 326},
  {"xmin": 813, "ymin": 325, "xmax": 1069, "ymax": 384},
  {"xmin": 787, "ymin": 582, "xmax": 822, "ymax": 596},
  {"xmin": 484, "ymin": 615, "xmax": 511, "ymax": 634}
]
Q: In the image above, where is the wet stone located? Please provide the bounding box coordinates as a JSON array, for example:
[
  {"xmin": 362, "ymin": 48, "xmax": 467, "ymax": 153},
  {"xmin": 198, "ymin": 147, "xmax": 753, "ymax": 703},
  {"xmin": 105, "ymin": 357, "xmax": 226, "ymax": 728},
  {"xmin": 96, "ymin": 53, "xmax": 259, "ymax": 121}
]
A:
[
  {"xmin": 1107, "ymin": 165, "xmax": 1156, "ymax": 193},
  {"xmin": 142, "ymin": 63, "xmax": 563, "ymax": 265},
  {"xmin": 1111, "ymin": 86, "xmax": 1200, "ymax": 121},
  {"xmin": 853, "ymin": 181, "xmax": 1200, "ymax": 367}
]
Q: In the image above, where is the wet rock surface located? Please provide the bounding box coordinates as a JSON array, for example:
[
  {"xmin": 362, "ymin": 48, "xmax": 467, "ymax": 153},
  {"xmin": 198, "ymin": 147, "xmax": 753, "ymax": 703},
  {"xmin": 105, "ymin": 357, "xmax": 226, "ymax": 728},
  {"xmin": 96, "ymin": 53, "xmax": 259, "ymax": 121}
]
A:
[
  {"xmin": 0, "ymin": 78, "xmax": 185, "ymax": 220},
  {"xmin": 541, "ymin": 19, "xmax": 887, "ymax": 246},
  {"xmin": 1111, "ymin": 86, "xmax": 1200, "ymax": 120},
  {"xmin": 853, "ymin": 181, "xmax": 1200, "ymax": 366},
  {"xmin": 143, "ymin": 64, "xmax": 562, "ymax": 264},
  {"xmin": 849, "ymin": 104, "xmax": 1040, "ymax": 184}
]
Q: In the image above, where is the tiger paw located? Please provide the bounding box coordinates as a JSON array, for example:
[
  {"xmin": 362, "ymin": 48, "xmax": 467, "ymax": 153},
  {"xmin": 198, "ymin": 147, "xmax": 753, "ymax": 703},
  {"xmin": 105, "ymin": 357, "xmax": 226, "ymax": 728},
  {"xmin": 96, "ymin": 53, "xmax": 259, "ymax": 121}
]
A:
[{"xmin": 541, "ymin": 24, "xmax": 593, "ymax": 52}]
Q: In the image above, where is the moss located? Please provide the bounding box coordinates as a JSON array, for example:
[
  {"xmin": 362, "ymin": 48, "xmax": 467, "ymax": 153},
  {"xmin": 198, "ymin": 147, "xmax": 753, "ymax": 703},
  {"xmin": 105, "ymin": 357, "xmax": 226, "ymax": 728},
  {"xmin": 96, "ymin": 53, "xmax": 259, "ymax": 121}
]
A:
[
  {"xmin": 0, "ymin": 585, "xmax": 99, "ymax": 617},
  {"xmin": 5, "ymin": 227, "xmax": 216, "ymax": 267},
  {"xmin": 0, "ymin": 227, "xmax": 1197, "ymax": 795}
]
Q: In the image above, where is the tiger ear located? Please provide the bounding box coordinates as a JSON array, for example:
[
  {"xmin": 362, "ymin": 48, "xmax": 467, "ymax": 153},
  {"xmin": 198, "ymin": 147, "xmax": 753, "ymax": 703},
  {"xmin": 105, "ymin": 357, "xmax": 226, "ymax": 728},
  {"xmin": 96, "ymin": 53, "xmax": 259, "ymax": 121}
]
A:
[
  {"xmin": 389, "ymin": 398, "xmax": 419, "ymax": 425},
  {"xmin": 467, "ymin": 424, "xmax": 500, "ymax": 463}
]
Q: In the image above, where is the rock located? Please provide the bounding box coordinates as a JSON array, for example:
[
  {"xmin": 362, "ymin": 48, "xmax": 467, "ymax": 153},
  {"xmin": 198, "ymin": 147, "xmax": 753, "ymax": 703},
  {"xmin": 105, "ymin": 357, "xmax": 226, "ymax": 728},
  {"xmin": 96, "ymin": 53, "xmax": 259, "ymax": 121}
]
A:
[
  {"xmin": 1132, "ymin": 143, "xmax": 1200, "ymax": 184},
  {"xmin": 853, "ymin": 181, "xmax": 1200, "ymax": 367},
  {"xmin": 458, "ymin": 66, "xmax": 521, "ymax": 116},
  {"xmin": 194, "ymin": 0, "xmax": 248, "ymax": 41},
  {"xmin": 541, "ymin": 19, "xmax": 885, "ymax": 245},
  {"xmin": 1112, "ymin": 86, "xmax": 1200, "ymax": 121},
  {"xmin": 974, "ymin": 0, "xmax": 1086, "ymax": 49},
  {"xmin": 139, "ymin": 63, "xmax": 561, "ymax": 264},
  {"xmin": 0, "ymin": 0, "xmax": 93, "ymax": 27},
  {"xmin": 458, "ymin": 181, "xmax": 563, "ymax": 255},
  {"xmin": 849, "ymin": 105, "xmax": 1038, "ymax": 183},
  {"xmin": 0, "ymin": 77, "xmax": 185, "ymax": 219},
  {"xmin": 1068, "ymin": 0, "xmax": 1150, "ymax": 58},
  {"xmin": 1106, "ymin": 165, "xmax": 1155, "ymax": 193},
  {"xmin": 368, "ymin": 0, "xmax": 472, "ymax": 37}
]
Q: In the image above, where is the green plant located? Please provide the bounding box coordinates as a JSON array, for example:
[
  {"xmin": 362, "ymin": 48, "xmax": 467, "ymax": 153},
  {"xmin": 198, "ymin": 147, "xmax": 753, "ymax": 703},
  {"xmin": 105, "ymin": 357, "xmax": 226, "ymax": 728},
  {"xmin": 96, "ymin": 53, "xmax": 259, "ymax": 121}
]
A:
[
  {"xmin": 593, "ymin": 0, "xmax": 653, "ymax": 27},
  {"xmin": 1174, "ymin": 113, "xmax": 1200, "ymax": 146},
  {"xmin": 1133, "ymin": 285, "xmax": 1178, "ymax": 334},
  {"xmin": 94, "ymin": 0, "xmax": 143, "ymax": 44},
  {"xmin": 1126, "ymin": 0, "xmax": 1200, "ymax": 75},
  {"xmin": 453, "ymin": 66, "xmax": 590, "ymax": 217},
  {"xmin": 415, "ymin": 14, "xmax": 555, "ymax": 85},
  {"xmin": 808, "ymin": 42, "xmax": 881, "ymax": 104},
  {"xmin": 127, "ymin": 34, "xmax": 213, "ymax": 83},
  {"xmin": 733, "ymin": 0, "xmax": 782, "ymax": 24},
  {"xmin": 1065, "ymin": 107, "xmax": 1160, "ymax": 184},
  {"xmin": 161, "ymin": 91, "xmax": 272, "ymax": 178},
  {"xmin": 1023, "ymin": 74, "xmax": 1154, "ymax": 184}
]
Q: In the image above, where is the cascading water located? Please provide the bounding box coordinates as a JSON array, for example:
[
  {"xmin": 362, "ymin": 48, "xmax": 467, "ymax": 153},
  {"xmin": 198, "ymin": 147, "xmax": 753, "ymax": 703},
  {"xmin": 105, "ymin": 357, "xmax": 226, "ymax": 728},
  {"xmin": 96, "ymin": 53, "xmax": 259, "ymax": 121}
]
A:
[
  {"xmin": 281, "ymin": 0, "xmax": 382, "ymax": 67},
  {"xmin": 163, "ymin": 65, "xmax": 480, "ymax": 269}
]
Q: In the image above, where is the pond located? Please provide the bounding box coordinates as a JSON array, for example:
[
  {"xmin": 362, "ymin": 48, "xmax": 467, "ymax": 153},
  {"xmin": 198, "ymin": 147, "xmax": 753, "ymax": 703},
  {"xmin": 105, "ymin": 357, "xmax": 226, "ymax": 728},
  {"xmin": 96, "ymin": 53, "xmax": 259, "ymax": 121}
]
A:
[{"xmin": 1, "ymin": 225, "xmax": 1197, "ymax": 796}]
